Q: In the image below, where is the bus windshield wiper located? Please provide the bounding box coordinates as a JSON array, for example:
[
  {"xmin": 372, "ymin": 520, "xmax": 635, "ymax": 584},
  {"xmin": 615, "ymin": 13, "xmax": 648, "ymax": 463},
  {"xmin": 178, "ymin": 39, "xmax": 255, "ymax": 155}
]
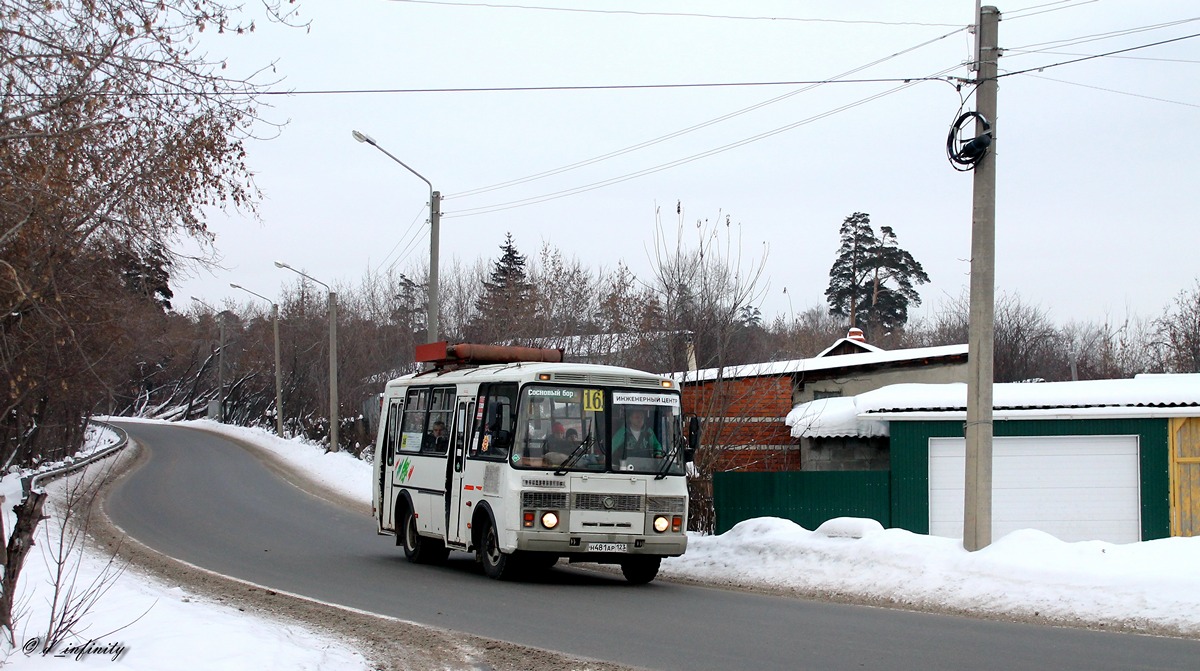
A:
[
  {"xmin": 654, "ymin": 442, "xmax": 681, "ymax": 480},
  {"xmin": 555, "ymin": 433, "xmax": 593, "ymax": 476}
]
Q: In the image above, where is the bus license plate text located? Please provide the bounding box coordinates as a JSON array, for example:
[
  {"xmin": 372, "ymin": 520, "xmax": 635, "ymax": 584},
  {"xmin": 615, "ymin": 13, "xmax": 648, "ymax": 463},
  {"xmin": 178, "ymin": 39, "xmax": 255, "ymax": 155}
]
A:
[{"xmin": 587, "ymin": 542, "xmax": 628, "ymax": 553}]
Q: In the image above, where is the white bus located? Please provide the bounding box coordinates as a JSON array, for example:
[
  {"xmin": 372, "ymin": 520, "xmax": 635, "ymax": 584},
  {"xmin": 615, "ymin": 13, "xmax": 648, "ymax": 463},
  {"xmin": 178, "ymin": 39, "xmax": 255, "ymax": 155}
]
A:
[{"xmin": 372, "ymin": 342, "xmax": 697, "ymax": 584}]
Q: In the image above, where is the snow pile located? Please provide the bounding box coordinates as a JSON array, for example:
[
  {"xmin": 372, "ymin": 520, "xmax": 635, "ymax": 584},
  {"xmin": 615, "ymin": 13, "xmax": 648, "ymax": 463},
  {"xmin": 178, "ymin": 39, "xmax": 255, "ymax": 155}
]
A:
[{"xmin": 664, "ymin": 517, "xmax": 1200, "ymax": 633}]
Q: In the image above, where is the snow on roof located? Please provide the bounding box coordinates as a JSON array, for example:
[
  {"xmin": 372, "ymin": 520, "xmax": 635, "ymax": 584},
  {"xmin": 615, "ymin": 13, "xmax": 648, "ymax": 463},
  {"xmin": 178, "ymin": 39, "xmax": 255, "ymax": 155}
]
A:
[
  {"xmin": 786, "ymin": 396, "xmax": 890, "ymax": 438},
  {"xmin": 788, "ymin": 374, "xmax": 1200, "ymax": 436},
  {"xmin": 862, "ymin": 374, "xmax": 1200, "ymax": 413},
  {"xmin": 677, "ymin": 343, "xmax": 968, "ymax": 384},
  {"xmin": 813, "ymin": 336, "xmax": 885, "ymax": 358}
]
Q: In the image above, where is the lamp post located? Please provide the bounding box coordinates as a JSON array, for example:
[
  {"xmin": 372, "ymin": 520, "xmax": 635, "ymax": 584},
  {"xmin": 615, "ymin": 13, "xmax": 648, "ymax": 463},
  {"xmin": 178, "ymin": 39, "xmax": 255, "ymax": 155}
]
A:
[
  {"xmin": 230, "ymin": 283, "xmax": 285, "ymax": 437},
  {"xmin": 351, "ymin": 129, "xmax": 440, "ymax": 343},
  {"xmin": 191, "ymin": 296, "xmax": 226, "ymax": 422},
  {"xmin": 274, "ymin": 262, "xmax": 339, "ymax": 452}
]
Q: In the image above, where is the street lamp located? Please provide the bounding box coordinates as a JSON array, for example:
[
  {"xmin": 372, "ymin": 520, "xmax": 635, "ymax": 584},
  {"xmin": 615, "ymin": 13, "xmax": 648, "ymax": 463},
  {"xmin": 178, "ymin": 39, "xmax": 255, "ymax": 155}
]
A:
[
  {"xmin": 274, "ymin": 262, "xmax": 340, "ymax": 452},
  {"xmin": 191, "ymin": 296, "xmax": 226, "ymax": 422},
  {"xmin": 352, "ymin": 129, "xmax": 440, "ymax": 343},
  {"xmin": 230, "ymin": 283, "xmax": 285, "ymax": 437}
]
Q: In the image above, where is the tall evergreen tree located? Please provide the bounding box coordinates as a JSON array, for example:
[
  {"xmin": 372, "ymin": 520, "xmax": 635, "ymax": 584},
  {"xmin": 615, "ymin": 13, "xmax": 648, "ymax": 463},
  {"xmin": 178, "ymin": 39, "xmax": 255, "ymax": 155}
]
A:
[
  {"xmin": 472, "ymin": 233, "xmax": 534, "ymax": 342},
  {"xmin": 825, "ymin": 213, "xmax": 929, "ymax": 336},
  {"xmin": 825, "ymin": 212, "xmax": 879, "ymax": 330}
]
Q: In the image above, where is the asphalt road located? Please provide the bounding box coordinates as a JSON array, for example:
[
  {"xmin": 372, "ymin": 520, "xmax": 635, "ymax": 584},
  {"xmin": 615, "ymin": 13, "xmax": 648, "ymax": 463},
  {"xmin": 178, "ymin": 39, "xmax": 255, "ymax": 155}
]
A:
[{"xmin": 105, "ymin": 421, "xmax": 1200, "ymax": 671}]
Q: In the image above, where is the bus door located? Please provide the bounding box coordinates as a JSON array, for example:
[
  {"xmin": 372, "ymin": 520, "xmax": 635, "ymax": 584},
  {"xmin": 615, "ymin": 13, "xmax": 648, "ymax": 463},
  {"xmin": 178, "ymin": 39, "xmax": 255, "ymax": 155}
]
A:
[
  {"xmin": 446, "ymin": 397, "xmax": 474, "ymax": 546},
  {"xmin": 380, "ymin": 397, "xmax": 404, "ymax": 531}
]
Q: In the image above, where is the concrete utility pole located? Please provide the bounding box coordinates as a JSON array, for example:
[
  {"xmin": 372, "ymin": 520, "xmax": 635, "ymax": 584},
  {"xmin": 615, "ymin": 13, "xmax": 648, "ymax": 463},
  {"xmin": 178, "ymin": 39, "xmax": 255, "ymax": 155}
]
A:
[
  {"xmin": 429, "ymin": 190, "xmax": 441, "ymax": 343},
  {"xmin": 275, "ymin": 263, "xmax": 339, "ymax": 452},
  {"xmin": 964, "ymin": 5, "xmax": 1000, "ymax": 552},
  {"xmin": 352, "ymin": 130, "xmax": 441, "ymax": 343},
  {"xmin": 328, "ymin": 290, "xmax": 339, "ymax": 450},
  {"xmin": 230, "ymin": 283, "xmax": 285, "ymax": 436}
]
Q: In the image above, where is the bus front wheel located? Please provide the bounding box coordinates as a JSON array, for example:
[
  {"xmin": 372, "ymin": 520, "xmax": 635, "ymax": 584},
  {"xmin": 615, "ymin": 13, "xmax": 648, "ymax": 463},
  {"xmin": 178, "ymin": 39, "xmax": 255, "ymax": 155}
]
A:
[
  {"xmin": 480, "ymin": 520, "xmax": 517, "ymax": 580},
  {"xmin": 620, "ymin": 556, "xmax": 661, "ymax": 585}
]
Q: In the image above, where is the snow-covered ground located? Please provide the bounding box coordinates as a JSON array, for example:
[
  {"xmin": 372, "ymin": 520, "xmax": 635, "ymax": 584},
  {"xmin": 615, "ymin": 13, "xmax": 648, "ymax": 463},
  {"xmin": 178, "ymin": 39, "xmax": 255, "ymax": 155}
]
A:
[
  {"xmin": 0, "ymin": 421, "xmax": 368, "ymax": 670},
  {"xmin": 5, "ymin": 418, "xmax": 1200, "ymax": 668}
]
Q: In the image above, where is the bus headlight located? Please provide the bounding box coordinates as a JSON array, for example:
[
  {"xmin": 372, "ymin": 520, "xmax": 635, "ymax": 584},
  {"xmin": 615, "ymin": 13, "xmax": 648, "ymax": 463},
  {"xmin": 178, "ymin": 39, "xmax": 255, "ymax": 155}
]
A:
[
  {"xmin": 541, "ymin": 511, "xmax": 560, "ymax": 529},
  {"xmin": 653, "ymin": 515, "xmax": 670, "ymax": 533}
]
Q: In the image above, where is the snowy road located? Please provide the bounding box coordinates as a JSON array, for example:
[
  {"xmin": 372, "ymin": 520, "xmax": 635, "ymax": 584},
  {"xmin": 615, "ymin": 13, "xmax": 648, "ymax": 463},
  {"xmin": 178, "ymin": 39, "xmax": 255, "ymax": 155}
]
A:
[{"xmin": 106, "ymin": 421, "xmax": 1200, "ymax": 671}]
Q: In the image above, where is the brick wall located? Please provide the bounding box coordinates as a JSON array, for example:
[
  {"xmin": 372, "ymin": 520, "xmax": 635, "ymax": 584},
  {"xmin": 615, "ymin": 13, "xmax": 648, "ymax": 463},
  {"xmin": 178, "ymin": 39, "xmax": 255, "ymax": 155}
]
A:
[
  {"xmin": 683, "ymin": 376, "xmax": 792, "ymax": 418},
  {"xmin": 683, "ymin": 375, "xmax": 798, "ymax": 472}
]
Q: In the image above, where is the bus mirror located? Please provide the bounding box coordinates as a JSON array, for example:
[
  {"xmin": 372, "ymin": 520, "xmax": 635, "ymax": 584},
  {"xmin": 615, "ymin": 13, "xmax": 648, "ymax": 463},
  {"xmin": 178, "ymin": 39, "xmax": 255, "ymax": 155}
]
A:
[{"xmin": 685, "ymin": 416, "xmax": 702, "ymax": 462}]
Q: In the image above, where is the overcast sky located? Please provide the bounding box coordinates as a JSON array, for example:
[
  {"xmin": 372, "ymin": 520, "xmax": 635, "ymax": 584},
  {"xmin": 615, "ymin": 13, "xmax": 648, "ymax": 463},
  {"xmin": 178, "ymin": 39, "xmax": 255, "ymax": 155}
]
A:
[{"xmin": 178, "ymin": 0, "xmax": 1200, "ymax": 329}]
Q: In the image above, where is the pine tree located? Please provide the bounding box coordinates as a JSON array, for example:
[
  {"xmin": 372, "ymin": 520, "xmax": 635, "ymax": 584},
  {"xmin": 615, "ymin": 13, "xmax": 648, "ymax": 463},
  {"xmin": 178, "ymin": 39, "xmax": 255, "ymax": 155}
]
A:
[
  {"xmin": 825, "ymin": 212, "xmax": 879, "ymax": 329},
  {"xmin": 825, "ymin": 213, "xmax": 929, "ymax": 336},
  {"xmin": 472, "ymin": 233, "xmax": 534, "ymax": 342}
]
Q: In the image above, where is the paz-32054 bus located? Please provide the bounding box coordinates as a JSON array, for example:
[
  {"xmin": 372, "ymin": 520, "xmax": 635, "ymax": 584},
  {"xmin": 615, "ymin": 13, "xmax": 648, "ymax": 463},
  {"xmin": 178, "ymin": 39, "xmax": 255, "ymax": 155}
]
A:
[{"xmin": 372, "ymin": 342, "xmax": 697, "ymax": 584}]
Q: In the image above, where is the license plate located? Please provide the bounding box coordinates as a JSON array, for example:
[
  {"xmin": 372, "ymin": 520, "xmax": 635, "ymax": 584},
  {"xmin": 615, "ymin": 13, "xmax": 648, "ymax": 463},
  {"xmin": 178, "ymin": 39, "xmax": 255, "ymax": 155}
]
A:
[{"xmin": 587, "ymin": 542, "xmax": 628, "ymax": 553}]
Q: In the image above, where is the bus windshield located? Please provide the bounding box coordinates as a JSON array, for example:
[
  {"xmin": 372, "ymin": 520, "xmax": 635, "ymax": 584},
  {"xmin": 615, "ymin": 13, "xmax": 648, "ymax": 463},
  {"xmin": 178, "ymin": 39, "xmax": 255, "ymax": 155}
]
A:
[{"xmin": 512, "ymin": 385, "xmax": 685, "ymax": 475}]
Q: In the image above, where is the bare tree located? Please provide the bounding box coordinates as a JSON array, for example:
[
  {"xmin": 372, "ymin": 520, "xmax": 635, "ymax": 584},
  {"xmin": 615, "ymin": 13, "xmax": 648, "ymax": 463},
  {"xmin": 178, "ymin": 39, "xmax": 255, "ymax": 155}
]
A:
[
  {"xmin": 2, "ymin": 0, "xmax": 304, "ymax": 467},
  {"xmin": 36, "ymin": 465, "xmax": 132, "ymax": 655},
  {"xmin": 649, "ymin": 204, "xmax": 769, "ymax": 372},
  {"xmin": 436, "ymin": 257, "xmax": 487, "ymax": 343},
  {"xmin": 1155, "ymin": 279, "xmax": 1200, "ymax": 373},
  {"xmin": 647, "ymin": 204, "xmax": 771, "ymax": 532}
]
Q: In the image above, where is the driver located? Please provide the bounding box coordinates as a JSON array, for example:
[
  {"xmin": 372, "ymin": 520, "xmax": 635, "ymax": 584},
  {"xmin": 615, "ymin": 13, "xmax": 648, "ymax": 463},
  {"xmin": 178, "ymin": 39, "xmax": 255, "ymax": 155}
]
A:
[{"xmin": 612, "ymin": 407, "xmax": 663, "ymax": 459}]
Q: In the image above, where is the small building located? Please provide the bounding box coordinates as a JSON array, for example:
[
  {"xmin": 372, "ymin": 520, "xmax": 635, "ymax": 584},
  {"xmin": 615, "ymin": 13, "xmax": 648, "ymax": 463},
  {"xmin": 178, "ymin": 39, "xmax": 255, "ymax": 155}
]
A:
[
  {"xmin": 678, "ymin": 332, "xmax": 967, "ymax": 472},
  {"xmin": 780, "ymin": 375, "xmax": 1200, "ymax": 542}
]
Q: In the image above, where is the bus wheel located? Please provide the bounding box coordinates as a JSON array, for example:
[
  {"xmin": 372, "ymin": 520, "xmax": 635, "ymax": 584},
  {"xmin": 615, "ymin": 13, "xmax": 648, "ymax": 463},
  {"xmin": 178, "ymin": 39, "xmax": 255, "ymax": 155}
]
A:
[
  {"xmin": 480, "ymin": 520, "xmax": 516, "ymax": 580},
  {"xmin": 620, "ymin": 556, "xmax": 661, "ymax": 585},
  {"xmin": 402, "ymin": 507, "xmax": 448, "ymax": 564}
]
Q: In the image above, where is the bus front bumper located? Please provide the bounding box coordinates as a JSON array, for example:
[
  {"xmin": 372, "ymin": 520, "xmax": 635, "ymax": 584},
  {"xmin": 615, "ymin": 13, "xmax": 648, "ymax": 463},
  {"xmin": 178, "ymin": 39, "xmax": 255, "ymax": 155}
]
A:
[{"xmin": 516, "ymin": 531, "xmax": 687, "ymax": 558}]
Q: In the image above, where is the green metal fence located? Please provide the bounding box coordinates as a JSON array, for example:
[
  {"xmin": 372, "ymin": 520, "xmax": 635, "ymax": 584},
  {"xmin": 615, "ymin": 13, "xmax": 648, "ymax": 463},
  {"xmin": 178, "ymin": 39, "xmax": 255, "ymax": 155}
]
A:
[{"xmin": 711, "ymin": 470, "xmax": 891, "ymax": 535}]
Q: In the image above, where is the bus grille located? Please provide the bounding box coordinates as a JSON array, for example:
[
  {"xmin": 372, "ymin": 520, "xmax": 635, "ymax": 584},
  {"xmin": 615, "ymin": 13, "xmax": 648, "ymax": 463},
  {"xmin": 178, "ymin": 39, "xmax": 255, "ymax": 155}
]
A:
[
  {"xmin": 573, "ymin": 493, "xmax": 643, "ymax": 512},
  {"xmin": 522, "ymin": 491, "xmax": 568, "ymax": 509},
  {"xmin": 646, "ymin": 496, "xmax": 686, "ymax": 513}
]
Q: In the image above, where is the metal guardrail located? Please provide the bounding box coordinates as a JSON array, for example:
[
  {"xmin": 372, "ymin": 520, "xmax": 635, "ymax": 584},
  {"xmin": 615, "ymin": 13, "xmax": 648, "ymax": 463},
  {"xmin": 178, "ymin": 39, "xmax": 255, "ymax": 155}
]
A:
[{"xmin": 19, "ymin": 421, "xmax": 130, "ymax": 500}]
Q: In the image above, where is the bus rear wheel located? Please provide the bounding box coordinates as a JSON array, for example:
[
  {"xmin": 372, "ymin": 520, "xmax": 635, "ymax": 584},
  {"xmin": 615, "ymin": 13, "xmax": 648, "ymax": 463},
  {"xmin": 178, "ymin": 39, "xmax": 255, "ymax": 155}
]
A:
[
  {"xmin": 480, "ymin": 520, "xmax": 518, "ymax": 580},
  {"xmin": 620, "ymin": 556, "xmax": 661, "ymax": 585},
  {"xmin": 402, "ymin": 506, "xmax": 448, "ymax": 564}
]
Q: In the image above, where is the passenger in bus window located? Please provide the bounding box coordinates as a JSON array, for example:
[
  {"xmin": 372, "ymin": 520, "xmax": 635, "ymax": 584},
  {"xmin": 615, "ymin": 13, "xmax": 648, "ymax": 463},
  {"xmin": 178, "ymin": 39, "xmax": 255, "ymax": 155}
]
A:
[
  {"xmin": 546, "ymin": 422, "xmax": 567, "ymax": 452},
  {"xmin": 425, "ymin": 420, "xmax": 448, "ymax": 453},
  {"xmin": 613, "ymin": 407, "xmax": 663, "ymax": 459}
]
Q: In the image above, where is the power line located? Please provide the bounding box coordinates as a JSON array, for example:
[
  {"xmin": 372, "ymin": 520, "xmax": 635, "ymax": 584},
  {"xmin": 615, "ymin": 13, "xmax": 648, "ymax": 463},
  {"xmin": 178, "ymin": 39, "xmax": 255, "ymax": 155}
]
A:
[
  {"xmin": 999, "ymin": 31, "xmax": 1200, "ymax": 79},
  {"xmin": 444, "ymin": 66, "xmax": 960, "ymax": 219},
  {"xmin": 1, "ymin": 76, "xmax": 961, "ymax": 101},
  {"xmin": 387, "ymin": 0, "xmax": 963, "ymax": 27},
  {"xmin": 448, "ymin": 26, "xmax": 968, "ymax": 199},
  {"xmin": 1005, "ymin": 48, "xmax": 1200, "ymax": 64},
  {"xmin": 255, "ymin": 77, "xmax": 953, "ymax": 97},
  {"xmin": 373, "ymin": 203, "xmax": 431, "ymax": 275},
  {"xmin": 1006, "ymin": 0, "xmax": 1100, "ymax": 22},
  {"xmin": 1006, "ymin": 16, "xmax": 1199, "ymax": 53},
  {"xmin": 1021, "ymin": 73, "xmax": 1200, "ymax": 108}
]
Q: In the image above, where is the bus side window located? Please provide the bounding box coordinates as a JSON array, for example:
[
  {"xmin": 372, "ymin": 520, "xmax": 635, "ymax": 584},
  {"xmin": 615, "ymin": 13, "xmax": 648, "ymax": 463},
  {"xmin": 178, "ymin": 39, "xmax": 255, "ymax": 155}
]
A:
[
  {"xmin": 400, "ymin": 388, "xmax": 428, "ymax": 452},
  {"xmin": 472, "ymin": 383, "xmax": 517, "ymax": 460},
  {"xmin": 423, "ymin": 387, "xmax": 453, "ymax": 455},
  {"xmin": 385, "ymin": 399, "xmax": 403, "ymax": 465}
]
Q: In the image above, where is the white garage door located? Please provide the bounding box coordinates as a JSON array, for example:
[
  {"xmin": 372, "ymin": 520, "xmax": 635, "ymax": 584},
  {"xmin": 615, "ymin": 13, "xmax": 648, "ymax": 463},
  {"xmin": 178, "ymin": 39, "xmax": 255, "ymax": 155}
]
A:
[{"xmin": 928, "ymin": 435, "xmax": 1141, "ymax": 543}]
